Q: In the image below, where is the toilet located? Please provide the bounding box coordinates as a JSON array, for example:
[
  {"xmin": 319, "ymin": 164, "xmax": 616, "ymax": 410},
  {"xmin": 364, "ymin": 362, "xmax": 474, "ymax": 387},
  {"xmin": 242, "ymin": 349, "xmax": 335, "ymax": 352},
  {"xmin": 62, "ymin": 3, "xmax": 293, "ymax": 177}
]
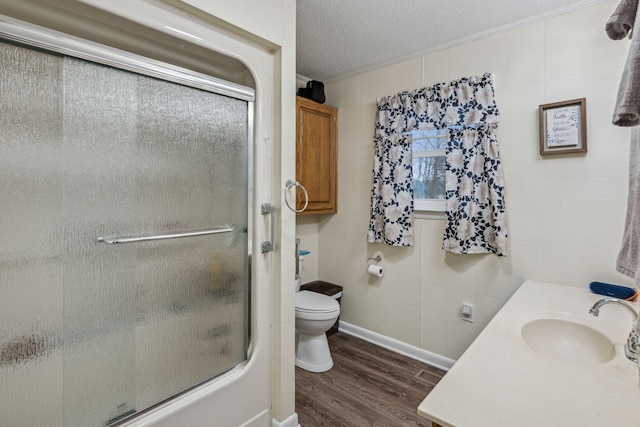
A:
[{"xmin": 295, "ymin": 284, "xmax": 340, "ymax": 372}]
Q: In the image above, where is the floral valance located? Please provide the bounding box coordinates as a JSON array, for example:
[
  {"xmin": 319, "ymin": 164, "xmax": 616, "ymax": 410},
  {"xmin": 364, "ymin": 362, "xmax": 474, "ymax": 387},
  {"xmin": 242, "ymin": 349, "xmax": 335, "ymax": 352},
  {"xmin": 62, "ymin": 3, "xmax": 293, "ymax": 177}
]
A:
[{"xmin": 374, "ymin": 73, "xmax": 499, "ymax": 139}]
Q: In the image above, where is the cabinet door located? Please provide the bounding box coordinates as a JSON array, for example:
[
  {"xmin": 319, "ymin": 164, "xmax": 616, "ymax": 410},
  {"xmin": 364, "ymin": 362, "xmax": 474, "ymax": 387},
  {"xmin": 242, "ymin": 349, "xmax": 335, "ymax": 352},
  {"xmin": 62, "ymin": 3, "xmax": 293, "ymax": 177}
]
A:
[{"xmin": 296, "ymin": 96, "xmax": 337, "ymax": 214}]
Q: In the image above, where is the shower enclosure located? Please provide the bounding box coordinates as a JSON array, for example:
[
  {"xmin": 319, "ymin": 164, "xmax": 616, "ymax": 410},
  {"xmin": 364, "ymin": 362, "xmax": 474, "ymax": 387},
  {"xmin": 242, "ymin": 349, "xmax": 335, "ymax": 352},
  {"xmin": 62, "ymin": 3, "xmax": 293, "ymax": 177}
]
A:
[{"xmin": 0, "ymin": 17, "xmax": 253, "ymax": 427}]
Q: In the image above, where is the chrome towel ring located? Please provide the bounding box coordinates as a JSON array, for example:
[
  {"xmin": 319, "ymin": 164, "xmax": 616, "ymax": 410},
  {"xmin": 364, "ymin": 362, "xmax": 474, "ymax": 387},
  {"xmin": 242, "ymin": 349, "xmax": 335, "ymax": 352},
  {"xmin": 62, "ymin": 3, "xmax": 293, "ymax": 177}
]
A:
[{"xmin": 285, "ymin": 179, "xmax": 309, "ymax": 213}]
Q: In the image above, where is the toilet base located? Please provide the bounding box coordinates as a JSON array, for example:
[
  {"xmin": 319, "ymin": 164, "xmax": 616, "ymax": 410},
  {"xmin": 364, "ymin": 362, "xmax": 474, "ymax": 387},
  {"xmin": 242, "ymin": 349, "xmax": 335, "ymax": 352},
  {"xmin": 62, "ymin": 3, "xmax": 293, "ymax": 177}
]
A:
[{"xmin": 295, "ymin": 331, "xmax": 333, "ymax": 373}]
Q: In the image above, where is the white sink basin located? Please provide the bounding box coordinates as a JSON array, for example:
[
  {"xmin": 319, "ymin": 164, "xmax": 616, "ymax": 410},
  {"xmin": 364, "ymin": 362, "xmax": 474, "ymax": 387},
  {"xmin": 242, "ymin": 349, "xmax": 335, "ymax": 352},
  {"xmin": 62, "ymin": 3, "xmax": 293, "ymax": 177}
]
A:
[{"xmin": 521, "ymin": 318, "xmax": 616, "ymax": 365}]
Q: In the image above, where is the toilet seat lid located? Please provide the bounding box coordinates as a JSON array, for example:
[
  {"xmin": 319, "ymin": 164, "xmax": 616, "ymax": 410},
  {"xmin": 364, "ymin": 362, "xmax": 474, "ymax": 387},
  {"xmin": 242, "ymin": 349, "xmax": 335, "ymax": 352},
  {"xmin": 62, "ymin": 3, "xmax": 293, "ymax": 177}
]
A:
[{"xmin": 295, "ymin": 290, "xmax": 339, "ymax": 312}]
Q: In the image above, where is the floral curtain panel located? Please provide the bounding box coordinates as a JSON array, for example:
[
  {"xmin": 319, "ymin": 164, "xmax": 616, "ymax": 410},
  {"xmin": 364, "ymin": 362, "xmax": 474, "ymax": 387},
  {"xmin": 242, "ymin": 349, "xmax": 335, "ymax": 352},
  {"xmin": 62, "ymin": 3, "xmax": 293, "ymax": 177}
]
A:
[
  {"xmin": 443, "ymin": 124, "xmax": 507, "ymax": 255},
  {"xmin": 368, "ymin": 73, "xmax": 508, "ymax": 255},
  {"xmin": 369, "ymin": 133, "xmax": 414, "ymax": 245}
]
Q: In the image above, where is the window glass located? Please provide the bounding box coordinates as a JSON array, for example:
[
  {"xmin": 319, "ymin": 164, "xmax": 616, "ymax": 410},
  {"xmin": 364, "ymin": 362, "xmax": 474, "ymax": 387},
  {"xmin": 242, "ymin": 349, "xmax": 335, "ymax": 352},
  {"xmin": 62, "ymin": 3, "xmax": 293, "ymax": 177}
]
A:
[{"xmin": 411, "ymin": 129, "xmax": 446, "ymax": 212}]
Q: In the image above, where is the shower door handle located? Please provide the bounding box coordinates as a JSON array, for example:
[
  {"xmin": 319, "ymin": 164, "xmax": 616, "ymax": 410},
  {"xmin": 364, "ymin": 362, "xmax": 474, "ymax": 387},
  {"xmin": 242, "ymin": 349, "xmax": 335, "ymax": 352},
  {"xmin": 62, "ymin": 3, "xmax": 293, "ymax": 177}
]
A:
[{"xmin": 261, "ymin": 203, "xmax": 275, "ymax": 253}]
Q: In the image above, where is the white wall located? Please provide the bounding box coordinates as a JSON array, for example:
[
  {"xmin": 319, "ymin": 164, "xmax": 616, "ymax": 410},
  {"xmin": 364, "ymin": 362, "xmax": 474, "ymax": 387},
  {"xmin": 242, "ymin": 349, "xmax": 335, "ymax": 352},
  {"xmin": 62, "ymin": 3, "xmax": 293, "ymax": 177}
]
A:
[{"xmin": 296, "ymin": 0, "xmax": 634, "ymax": 361}]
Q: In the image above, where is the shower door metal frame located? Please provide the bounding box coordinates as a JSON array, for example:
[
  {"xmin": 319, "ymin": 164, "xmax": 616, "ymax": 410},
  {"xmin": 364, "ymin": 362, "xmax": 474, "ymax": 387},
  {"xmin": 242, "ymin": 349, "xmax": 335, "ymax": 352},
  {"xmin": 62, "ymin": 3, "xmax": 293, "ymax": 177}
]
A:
[{"xmin": 0, "ymin": 15, "xmax": 254, "ymax": 102}]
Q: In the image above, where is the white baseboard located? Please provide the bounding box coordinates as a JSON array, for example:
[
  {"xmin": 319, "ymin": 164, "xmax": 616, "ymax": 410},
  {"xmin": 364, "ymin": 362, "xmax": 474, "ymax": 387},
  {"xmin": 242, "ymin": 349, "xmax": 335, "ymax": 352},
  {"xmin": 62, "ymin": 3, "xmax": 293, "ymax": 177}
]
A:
[
  {"xmin": 338, "ymin": 321, "xmax": 455, "ymax": 371},
  {"xmin": 271, "ymin": 412, "xmax": 300, "ymax": 427}
]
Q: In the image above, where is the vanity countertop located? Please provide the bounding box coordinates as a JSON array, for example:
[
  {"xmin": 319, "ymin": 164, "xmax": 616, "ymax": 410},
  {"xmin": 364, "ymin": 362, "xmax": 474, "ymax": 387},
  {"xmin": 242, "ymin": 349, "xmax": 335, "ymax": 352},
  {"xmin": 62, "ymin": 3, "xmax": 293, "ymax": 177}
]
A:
[{"xmin": 418, "ymin": 280, "xmax": 640, "ymax": 427}]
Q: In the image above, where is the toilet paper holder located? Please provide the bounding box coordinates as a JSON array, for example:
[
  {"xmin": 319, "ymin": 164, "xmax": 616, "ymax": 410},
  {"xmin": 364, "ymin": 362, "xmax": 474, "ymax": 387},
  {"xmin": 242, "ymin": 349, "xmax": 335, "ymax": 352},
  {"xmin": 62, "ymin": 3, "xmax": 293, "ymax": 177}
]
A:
[{"xmin": 367, "ymin": 255, "xmax": 382, "ymax": 265}]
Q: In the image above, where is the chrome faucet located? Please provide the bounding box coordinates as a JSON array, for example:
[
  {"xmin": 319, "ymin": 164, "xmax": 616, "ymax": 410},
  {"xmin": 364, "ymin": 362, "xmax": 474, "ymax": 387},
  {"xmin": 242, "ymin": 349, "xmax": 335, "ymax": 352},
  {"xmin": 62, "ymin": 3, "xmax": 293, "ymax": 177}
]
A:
[
  {"xmin": 589, "ymin": 297, "xmax": 639, "ymax": 363},
  {"xmin": 590, "ymin": 298, "xmax": 639, "ymax": 320}
]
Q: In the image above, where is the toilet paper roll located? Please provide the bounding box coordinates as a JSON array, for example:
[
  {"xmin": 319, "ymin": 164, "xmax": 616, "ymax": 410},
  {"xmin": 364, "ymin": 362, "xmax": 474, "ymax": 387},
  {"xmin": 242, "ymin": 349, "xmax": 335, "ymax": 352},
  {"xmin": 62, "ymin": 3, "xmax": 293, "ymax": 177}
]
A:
[{"xmin": 367, "ymin": 264, "xmax": 384, "ymax": 277}]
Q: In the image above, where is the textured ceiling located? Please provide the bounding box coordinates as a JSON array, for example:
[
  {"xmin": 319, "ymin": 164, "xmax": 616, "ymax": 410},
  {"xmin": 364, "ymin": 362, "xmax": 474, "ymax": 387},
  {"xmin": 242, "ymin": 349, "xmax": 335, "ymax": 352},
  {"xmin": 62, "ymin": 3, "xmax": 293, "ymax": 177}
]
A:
[{"xmin": 296, "ymin": 0, "xmax": 608, "ymax": 81}]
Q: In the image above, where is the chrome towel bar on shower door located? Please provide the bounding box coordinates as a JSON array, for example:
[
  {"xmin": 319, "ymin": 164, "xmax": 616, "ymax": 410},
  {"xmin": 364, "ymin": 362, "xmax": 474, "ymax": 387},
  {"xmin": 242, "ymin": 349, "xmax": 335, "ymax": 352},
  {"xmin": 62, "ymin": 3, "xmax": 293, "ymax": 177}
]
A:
[{"xmin": 97, "ymin": 226, "xmax": 235, "ymax": 245}]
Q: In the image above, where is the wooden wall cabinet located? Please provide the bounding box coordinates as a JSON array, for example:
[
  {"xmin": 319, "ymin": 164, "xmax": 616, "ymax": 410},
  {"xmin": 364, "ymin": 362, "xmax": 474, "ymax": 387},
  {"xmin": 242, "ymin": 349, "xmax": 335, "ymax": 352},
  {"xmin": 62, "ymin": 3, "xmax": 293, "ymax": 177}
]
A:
[{"xmin": 295, "ymin": 96, "xmax": 338, "ymax": 214}]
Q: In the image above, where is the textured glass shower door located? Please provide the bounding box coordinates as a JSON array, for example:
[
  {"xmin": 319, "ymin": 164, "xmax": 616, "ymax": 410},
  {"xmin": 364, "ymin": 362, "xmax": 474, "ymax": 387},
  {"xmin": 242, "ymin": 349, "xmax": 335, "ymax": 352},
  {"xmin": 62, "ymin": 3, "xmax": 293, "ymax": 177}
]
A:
[{"xmin": 0, "ymin": 33, "xmax": 250, "ymax": 427}]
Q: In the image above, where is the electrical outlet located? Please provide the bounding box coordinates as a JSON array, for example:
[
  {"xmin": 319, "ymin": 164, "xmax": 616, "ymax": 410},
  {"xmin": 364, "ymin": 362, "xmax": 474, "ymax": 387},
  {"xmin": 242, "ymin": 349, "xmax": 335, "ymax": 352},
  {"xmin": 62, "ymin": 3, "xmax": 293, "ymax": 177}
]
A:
[{"xmin": 461, "ymin": 303, "xmax": 474, "ymax": 323}]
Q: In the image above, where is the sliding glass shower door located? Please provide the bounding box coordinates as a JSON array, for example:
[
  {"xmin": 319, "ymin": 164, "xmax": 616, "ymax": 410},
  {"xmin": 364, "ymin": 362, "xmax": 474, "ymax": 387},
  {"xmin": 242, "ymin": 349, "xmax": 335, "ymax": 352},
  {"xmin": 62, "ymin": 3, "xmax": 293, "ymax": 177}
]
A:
[{"xmin": 0, "ymin": 27, "xmax": 251, "ymax": 427}]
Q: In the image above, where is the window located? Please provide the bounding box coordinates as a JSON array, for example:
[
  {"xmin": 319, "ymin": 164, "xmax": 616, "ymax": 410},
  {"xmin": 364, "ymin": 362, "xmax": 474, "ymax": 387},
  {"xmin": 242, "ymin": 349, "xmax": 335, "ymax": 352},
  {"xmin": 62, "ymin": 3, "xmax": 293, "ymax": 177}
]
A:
[{"xmin": 411, "ymin": 128, "xmax": 446, "ymax": 212}]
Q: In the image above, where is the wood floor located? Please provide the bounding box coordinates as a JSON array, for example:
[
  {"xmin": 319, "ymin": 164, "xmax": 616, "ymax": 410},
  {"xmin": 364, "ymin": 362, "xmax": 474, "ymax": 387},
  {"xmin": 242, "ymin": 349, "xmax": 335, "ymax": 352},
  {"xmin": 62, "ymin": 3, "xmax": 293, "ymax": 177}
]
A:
[{"xmin": 295, "ymin": 332, "xmax": 446, "ymax": 427}]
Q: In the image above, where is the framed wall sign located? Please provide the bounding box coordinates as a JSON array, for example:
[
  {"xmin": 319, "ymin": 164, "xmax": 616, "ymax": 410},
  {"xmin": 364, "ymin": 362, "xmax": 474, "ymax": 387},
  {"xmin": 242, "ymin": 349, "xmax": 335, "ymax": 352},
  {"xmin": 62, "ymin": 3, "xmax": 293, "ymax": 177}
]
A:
[{"xmin": 538, "ymin": 98, "xmax": 587, "ymax": 156}]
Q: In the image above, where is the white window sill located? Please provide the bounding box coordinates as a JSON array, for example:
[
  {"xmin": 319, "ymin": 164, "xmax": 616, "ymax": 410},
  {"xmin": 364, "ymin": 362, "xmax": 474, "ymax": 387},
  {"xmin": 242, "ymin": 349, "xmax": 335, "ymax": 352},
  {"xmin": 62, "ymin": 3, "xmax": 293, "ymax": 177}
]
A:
[{"xmin": 414, "ymin": 210, "xmax": 445, "ymax": 220}]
